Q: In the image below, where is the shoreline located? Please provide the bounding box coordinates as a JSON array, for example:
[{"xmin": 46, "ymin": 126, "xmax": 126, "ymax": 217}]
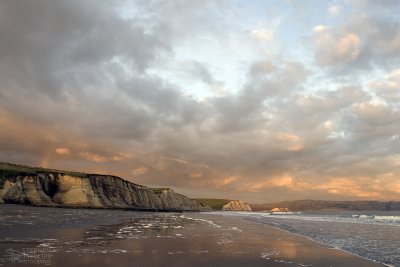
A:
[
  {"xmin": 0, "ymin": 204, "xmax": 386, "ymax": 267},
  {"xmin": 213, "ymin": 212, "xmax": 389, "ymax": 267},
  {"xmin": 187, "ymin": 213, "xmax": 386, "ymax": 267}
]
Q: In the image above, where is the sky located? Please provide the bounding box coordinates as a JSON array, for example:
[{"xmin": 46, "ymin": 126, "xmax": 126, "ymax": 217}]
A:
[{"xmin": 0, "ymin": 0, "xmax": 399, "ymax": 203}]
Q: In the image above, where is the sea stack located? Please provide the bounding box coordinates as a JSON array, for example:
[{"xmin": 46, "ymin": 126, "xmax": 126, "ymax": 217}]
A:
[{"xmin": 222, "ymin": 200, "xmax": 252, "ymax": 211}]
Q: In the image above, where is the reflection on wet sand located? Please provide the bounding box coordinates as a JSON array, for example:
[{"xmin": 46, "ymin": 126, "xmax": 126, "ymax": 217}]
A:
[{"xmin": 0, "ymin": 205, "xmax": 383, "ymax": 267}]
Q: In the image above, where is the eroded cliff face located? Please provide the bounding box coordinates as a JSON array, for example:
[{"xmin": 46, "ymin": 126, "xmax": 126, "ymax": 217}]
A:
[
  {"xmin": 0, "ymin": 173, "xmax": 201, "ymax": 211},
  {"xmin": 222, "ymin": 200, "xmax": 252, "ymax": 211}
]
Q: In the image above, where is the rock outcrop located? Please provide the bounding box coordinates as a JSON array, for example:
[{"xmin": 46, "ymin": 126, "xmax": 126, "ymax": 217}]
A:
[
  {"xmin": 0, "ymin": 163, "xmax": 202, "ymax": 211},
  {"xmin": 222, "ymin": 200, "xmax": 252, "ymax": 211},
  {"xmin": 271, "ymin": 207, "xmax": 290, "ymax": 212}
]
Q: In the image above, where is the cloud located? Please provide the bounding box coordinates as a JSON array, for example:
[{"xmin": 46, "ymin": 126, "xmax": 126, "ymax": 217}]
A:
[
  {"xmin": 328, "ymin": 4, "xmax": 342, "ymax": 15},
  {"xmin": 185, "ymin": 61, "xmax": 225, "ymax": 94},
  {"xmin": 216, "ymin": 176, "xmax": 240, "ymax": 189},
  {"xmin": 250, "ymin": 29, "xmax": 274, "ymax": 42},
  {"xmin": 132, "ymin": 167, "xmax": 148, "ymax": 175},
  {"xmin": 277, "ymin": 133, "xmax": 304, "ymax": 152},
  {"xmin": 250, "ymin": 175, "xmax": 294, "ymax": 192},
  {"xmin": 79, "ymin": 151, "xmax": 132, "ymax": 163},
  {"xmin": 313, "ymin": 28, "xmax": 361, "ymax": 66},
  {"xmin": 248, "ymin": 60, "xmax": 275, "ymax": 76},
  {"xmin": 55, "ymin": 148, "xmax": 71, "ymax": 156},
  {"xmin": 311, "ymin": 1, "xmax": 400, "ymax": 72},
  {"xmin": 368, "ymin": 68, "xmax": 400, "ymax": 103},
  {"xmin": 0, "ymin": 1, "xmax": 169, "ymax": 97}
]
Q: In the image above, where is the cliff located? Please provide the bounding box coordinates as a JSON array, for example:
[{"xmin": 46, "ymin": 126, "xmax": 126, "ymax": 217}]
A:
[
  {"xmin": 0, "ymin": 162, "xmax": 202, "ymax": 211},
  {"xmin": 222, "ymin": 200, "xmax": 252, "ymax": 211},
  {"xmin": 251, "ymin": 199, "xmax": 400, "ymax": 211}
]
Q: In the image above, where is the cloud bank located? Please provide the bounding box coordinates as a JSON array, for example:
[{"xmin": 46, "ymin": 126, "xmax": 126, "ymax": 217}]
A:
[{"xmin": 0, "ymin": 0, "xmax": 399, "ymax": 202}]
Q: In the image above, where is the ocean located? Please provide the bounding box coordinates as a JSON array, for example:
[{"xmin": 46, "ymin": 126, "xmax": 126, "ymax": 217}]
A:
[
  {"xmin": 218, "ymin": 210, "xmax": 400, "ymax": 267},
  {"xmin": 0, "ymin": 204, "xmax": 397, "ymax": 266}
]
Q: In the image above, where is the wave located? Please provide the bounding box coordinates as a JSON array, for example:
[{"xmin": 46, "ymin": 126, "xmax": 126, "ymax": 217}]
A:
[
  {"xmin": 373, "ymin": 216, "xmax": 400, "ymax": 221},
  {"xmin": 352, "ymin": 214, "xmax": 374, "ymax": 219},
  {"xmin": 352, "ymin": 215, "xmax": 400, "ymax": 221},
  {"xmin": 228, "ymin": 212, "xmax": 399, "ymax": 266}
]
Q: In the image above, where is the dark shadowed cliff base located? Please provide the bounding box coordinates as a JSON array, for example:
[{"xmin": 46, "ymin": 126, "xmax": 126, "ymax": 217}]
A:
[{"xmin": 0, "ymin": 205, "xmax": 383, "ymax": 267}]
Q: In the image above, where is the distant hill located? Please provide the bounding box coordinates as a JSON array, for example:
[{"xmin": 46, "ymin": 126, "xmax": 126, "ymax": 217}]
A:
[
  {"xmin": 0, "ymin": 162, "xmax": 89, "ymax": 180},
  {"xmin": 194, "ymin": 198, "xmax": 232, "ymax": 210},
  {"xmin": 250, "ymin": 199, "xmax": 400, "ymax": 211}
]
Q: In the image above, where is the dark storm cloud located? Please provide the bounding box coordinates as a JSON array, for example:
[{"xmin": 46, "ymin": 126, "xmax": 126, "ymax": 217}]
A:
[
  {"xmin": 0, "ymin": 0, "xmax": 202, "ymax": 139},
  {"xmin": 0, "ymin": 1, "xmax": 168, "ymax": 95},
  {"xmin": 0, "ymin": 0, "xmax": 174, "ymax": 138}
]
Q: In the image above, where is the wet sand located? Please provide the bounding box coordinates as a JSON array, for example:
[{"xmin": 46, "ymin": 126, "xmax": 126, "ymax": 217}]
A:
[{"xmin": 0, "ymin": 205, "xmax": 384, "ymax": 267}]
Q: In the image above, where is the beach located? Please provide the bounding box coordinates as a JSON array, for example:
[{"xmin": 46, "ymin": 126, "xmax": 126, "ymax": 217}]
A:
[{"xmin": 0, "ymin": 205, "xmax": 384, "ymax": 267}]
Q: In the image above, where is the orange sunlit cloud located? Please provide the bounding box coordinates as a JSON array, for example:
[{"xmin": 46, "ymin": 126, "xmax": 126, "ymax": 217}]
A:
[
  {"xmin": 277, "ymin": 133, "xmax": 304, "ymax": 151},
  {"xmin": 216, "ymin": 176, "xmax": 240, "ymax": 189},
  {"xmin": 55, "ymin": 148, "xmax": 71, "ymax": 156},
  {"xmin": 132, "ymin": 166, "xmax": 148, "ymax": 175}
]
